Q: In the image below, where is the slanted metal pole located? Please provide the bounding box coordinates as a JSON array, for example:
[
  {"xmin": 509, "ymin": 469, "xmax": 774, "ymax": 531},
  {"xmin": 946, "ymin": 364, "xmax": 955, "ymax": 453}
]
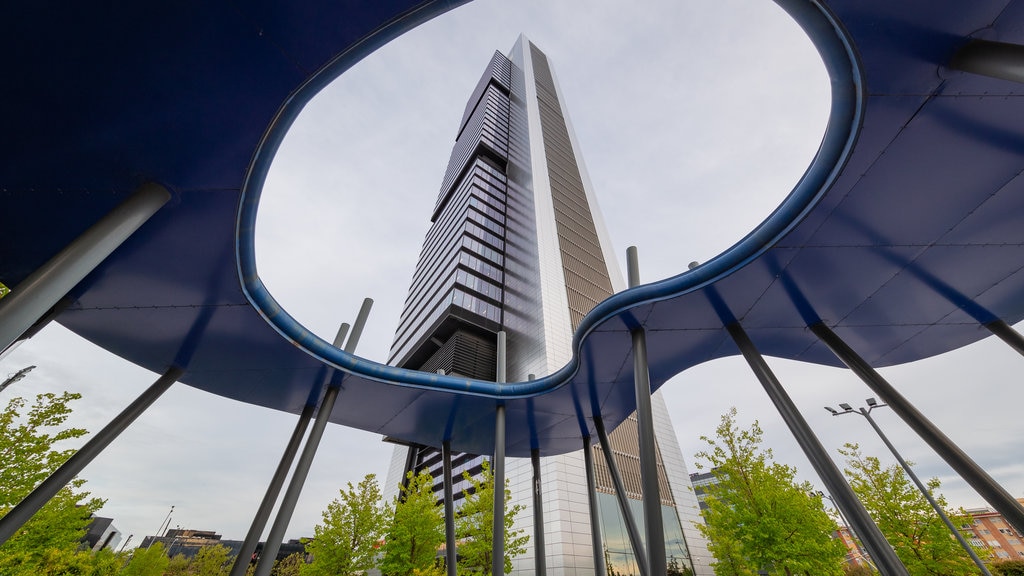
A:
[
  {"xmin": 0, "ymin": 365, "xmax": 183, "ymax": 545},
  {"xmin": 531, "ymin": 448, "xmax": 547, "ymax": 576},
  {"xmin": 583, "ymin": 436, "xmax": 607, "ymax": 576},
  {"xmin": 727, "ymin": 323, "xmax": 909, "ymax": 576},
  {"xmin": 443, "ymin": 440, "xmax": 457, "ymax": 576},
  {"xmin": 595, "ymin": 416, "xmax": 649, "ymax": 576},
  {"xmin": 0, "ymin": 183, "xmax": 171, "ymax": 352},
  {"xmin": 626, "ymin": 246, "xmax": 665, "ymax": 576},
  {"xmin": 984, "ymin": 319, "xmax": 1024, "ymax": 358},
  {"xmin": 228, "ymin": 402, "xmax": 316, "ymax": 576},
  {"xmin": 949, "ymin": 39, "xmax": 1024, "ymax": 84},
  {"xmin": 859, "ymin": 407, "xmax": 991, "ymax": 576},
  {"xmin": 492, "ymin": 331, "xmax": 507, "ymax": 576},
  {"xmin": 811, "ymin": 321, "xmax": 1024, "ymax": 535},
  {"xmin": 255, "ymin": 301, "xmax": 372, "ymax": 576}
]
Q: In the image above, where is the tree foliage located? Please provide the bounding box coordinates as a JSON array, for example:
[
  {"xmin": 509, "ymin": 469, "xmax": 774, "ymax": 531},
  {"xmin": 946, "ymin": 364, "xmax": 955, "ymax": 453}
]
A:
[
  {"xmin": 302, "ymin": 474, "xmax": 388, "ymax": 576},
  {"xmin": 122, "ymin": 542, "xmax": 172, "ymax": 576},
  {"xmin": 0, "ymin": 391, "xmax": 106, "ymax": 575},
  {"xmin": 992, "ymin": 559, "xmax": 1024, "ymax": 576},
  {"xmin": 455, "ymin": 460, "xmax": 528, "ymax": 576},
  {"xmin": 695, "ymin": 408, "xmax": 846, "ymax": 576},
  {"xmin": 840, "ymin": 443, "xmax": 983, "ymax": 576},
  {"xmin": 271, "ymin": 552, "xmax": 305, "ymax": 576},
  {"xmin": 381, "ymin": 470, "xmax": 444, "ymax": 576}
]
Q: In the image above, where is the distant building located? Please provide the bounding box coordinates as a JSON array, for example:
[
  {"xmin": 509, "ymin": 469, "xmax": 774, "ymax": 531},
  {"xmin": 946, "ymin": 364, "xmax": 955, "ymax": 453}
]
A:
[
  {"xmin": 139, "ymin": 528, "xmax": 307, "ymax": 564},
  {"xmin": 81, "ymin": 515, "xmax": 121, "ymax": 551},
  {"xmin": 689, "ymin": 471, "xmax": 719, "ymax": 512},
  {"xmin": 963, "ymin": 499, "xmax": 1024, "ymax": 561}
]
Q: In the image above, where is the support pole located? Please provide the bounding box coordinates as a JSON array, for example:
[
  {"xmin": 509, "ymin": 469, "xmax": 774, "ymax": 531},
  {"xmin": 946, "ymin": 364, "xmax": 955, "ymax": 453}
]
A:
[
  {"xmin": 595, "ymin": 416, "xmax": 649, "ymax": 576},
  {"xmin": 860, "ymin": 408, "xmax": 991, "ymax": 576},
  {"xmin": 228, "ymin": 403, "xmax": 316, "ymax": 576},
  {"xmin": 583, "ymin": 436, "xmax": 607, "ymax": 576},
  {"xmin": 949, "ymin": 39, "xmax": 1024, "ymax": 84},
  {"xmin": 0, "ymin": 365, "xmax": 183, "ymax": 546},
  {"xmin": 255, "ymin": 302, "xmax": 372, "ymax": 576},
  {"xmin": 531, "ymin": 448, "xmax": 547, "ymax": 576},
  {"xmin": 727, "ymin": 323, "xmax": 909, "ymax": 576},
  {"xmin": 626, "ymin": 246, "xmax": 666, "ymax": 576},
  {"xmin": 443, "ymin": 440, "xmax": 457, "ymax": 576},
  {"xmin": 985, "ymin": 319, "xmax": 1024, "ymax": 358},
  {"xmin": 810, "ymin": 321, "xmax": 1024, "ymax": 535},
  {"xmin": 0, "ymin": 183, "xmax": 171, "ymax": 352},
  {"xmin": 492, "ymin": 331, "xmax": 507, "ymax": 576}
]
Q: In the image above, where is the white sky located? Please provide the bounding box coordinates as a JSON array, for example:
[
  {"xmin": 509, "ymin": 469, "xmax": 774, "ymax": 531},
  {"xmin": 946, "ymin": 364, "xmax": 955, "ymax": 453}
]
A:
[{"xmin": 3, "ymin": 0, "xmax": 1024, "ymax": 549}]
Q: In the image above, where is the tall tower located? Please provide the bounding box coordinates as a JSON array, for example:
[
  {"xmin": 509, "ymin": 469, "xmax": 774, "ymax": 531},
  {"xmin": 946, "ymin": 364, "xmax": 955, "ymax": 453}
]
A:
[{"xmin": 385, "ymin": 36, "xmax": 711, "ymax": 576}]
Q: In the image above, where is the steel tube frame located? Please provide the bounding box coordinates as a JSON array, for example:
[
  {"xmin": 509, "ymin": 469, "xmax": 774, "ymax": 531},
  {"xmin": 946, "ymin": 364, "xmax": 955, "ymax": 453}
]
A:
[
  {"xmin": 0, "ymin": 183, "xmax": 171, "ymax": 352},
  {"xmin": 0, "ymin": 365, "xmax": 183, "ymax": 545},
  {"xmin": 583, "ymin": 436, "xmax": 607, "ymax": 576},
  {"xmin": 594, "ymin": 415, "xmax": 649, "ymax": 576},
  {"xmin": 229, "ymin": 403, "xmax": 316, "ymax": 576},
  {"xmin": 492, "ymin": 331, "xmax": 507, "ymax": 576},
  {"xmin": 949, "ymin": 39, "xmax": 1024, "ymax": 84},
  {"xmin": 811, "ymin": 321, "xmax": 1024, "ymax": 534},
  {"xmin": 531, "ymin": 448, "xmax": 547, "ymax": 576},
  {"xmin": 858, "ymin": 408, "xmax": 992, "ymax": 576},
  {"xmin": 443, "ymin": 440, "xmax": 457, "ymax": 576},
  {"xmin": 626, "ymin": 246, "xmax": 665, "ymax": 576},
  {"xmin": 255, "ymin": 305, "xmax": 371, "ymax": 576},
  {"xmin": 985, "ymin": 319, "xmax": 1024, "ymax": 358},
  {"xmin": 727, "ymin": 323, "xmax": 909, "ymax": 576}
]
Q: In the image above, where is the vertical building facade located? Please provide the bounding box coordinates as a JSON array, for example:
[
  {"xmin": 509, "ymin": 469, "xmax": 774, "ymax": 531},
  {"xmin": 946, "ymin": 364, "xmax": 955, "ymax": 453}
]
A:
[{"xmin": 385, "ymin": 36, "xmax": 711, "ymax": 576}]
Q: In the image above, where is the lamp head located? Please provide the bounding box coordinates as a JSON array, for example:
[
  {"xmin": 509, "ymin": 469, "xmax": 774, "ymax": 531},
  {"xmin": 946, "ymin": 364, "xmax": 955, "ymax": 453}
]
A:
[
  {"xmin": 838, "ymin": 403, "xmax": 853, "ymax": 411},
  {"xmin": 825, "ymin": 406, "xmax": 838, "ymax": 415},
  {"xmin": 866, "ymin": 397, "xmax": 878, "ymax": 407}
]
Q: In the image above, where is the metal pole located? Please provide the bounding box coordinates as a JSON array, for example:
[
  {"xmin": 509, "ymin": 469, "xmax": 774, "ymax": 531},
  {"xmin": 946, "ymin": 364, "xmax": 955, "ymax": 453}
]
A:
[
  {"xmin": 443, "ymin": 440, "xmax": 457, "ymax": 576},
  {"xmin": 583, "ymin": 436, "xmax": 607, "ymax": 576},
  {"xmin": 594, "ymin": 416, "xmax": 649, "ymax": 576},
  {"xmin": 819, "ymin": 492, "xmax": 871, "ymax": 569},
  {"xmin": 531, "ymin": 448, "xmax": 547, "ymax": 576},
  {"xmin": 984, "ymin": 319, "xmax": 1024, "ymax": 358},
  {"xmin": 492, "ymin": 331, "xmax": 507, "ymax": 576},
  {"xmin": 949, "ymin": 39, "xmax": 1024, "ymax": 84},
  {"xmin": 811, "ymin": 321, "xmax": 1024, "ymax": 534},
  {"xmin": 0, "ymin": 183, "xmax": 171, "ymax": 352},
  {"xmin": 255, "ymin": 305, "xmax": 371, "ymax": 576},
  {"xmin": 726, "ymin": 323, "xmax": 909, "ymax": 576},
  {"xmin": 228, "ymin": 403, "xmax": 316, "ymax": 576},
  {"xmin": 859, "ymin": 408, "xmax": 991, "ymax": 576},
  {"xmin": 0, "ymin": 364, "xmax": 183, "ymax": 546},
  {"xmin": 626, "ymin": 246, "xmax": 666, "ymax": 576}
]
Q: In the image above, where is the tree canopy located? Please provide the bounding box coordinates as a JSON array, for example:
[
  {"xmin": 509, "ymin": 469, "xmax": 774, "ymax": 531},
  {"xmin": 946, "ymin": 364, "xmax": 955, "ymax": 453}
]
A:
[
  {"xmin": 381, "ymin": 470, "xmax": 445, "ymax": 576},
  {"xmin": 302, "ymin": 473, "xmax": 388, "ymax": 576},
  {"xmin": 455, "ymin": 459, "xmax": 528, "ymax": 576},
  {"xmin": 0, "ymin": 391, "xmax": 106, "ymax": 575},
  {"xmin": 695, "ymin": 408, "xmax": 847, "ymax": 576},
  {"xmin": 840, "ymin": 443, "xmax": 983, "ymax": 576}
]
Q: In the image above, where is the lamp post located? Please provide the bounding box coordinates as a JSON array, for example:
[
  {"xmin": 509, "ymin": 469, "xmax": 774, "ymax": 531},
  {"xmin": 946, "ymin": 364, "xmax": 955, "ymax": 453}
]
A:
[
  {"xmin": 0, "ymin": 365, "xmax": 35, "ymax": 394},
  {"xmin": 815, "ymin": 490, "xmax": 873, "ymax": 570},
  {"xmin": 825, "ymin": 399, "xmax": 992, "ymax": 576}
]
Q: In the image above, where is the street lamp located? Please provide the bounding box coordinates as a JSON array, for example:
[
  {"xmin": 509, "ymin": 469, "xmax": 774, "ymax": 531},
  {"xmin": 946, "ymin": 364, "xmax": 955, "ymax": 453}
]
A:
[
  {"xmin": 825, "ymin": 399, "xmax": 992, "ymax": 576},
  {"xmin": 0, "ymin": 365, "xmax": 36, "ymax": 394},
  {"xmin": 814, "ymin": 490, "xmax": 873, "ymax": 570}
]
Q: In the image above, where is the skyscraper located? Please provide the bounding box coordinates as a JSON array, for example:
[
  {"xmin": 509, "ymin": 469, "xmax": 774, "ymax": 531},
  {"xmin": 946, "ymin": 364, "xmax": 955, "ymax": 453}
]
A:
[{"xmin": 385, "ymin": 36, "xmax": 711, "ymax": 576}]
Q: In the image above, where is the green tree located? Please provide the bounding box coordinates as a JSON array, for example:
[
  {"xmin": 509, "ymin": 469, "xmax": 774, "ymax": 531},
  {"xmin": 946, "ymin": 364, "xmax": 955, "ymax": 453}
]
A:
[
  {"xmin": 695, "ymin": 408, "xmax": 846, "ymax": 576},
  {"xmin": 0, "ymin": 392, "xmax": 105, "ymax": 575},
  {"xmin": 271, "ymin": 552, "xmax": 305, "ymax": 576},
  {"xmin": 455, "ymin": 460, "xmax": 528, "ymax": 575},
  {"xmin": 191, "ymin": 544, "xmax": 232, "ymax": 576},
  {"xmin": 381, "ymin": 470, "xmax": 444, "ymax": 576},
  {"xmin": 165, "ymin": 553, "xmax": 191, "ymax": 576},
  {"xmin": 840, "ymin": 443, "xmax": 982, "ymax": 576},
  {"xmin": 992, "ymin": 559, "xmax": 1024, "ymax": 575},
  {"xmin": 301, "ymin": 474, "xmax": 388, "ymax": 576},
  {"xmin": 122, "ymin": 542, "xmax": 171, "ymax": 576}
]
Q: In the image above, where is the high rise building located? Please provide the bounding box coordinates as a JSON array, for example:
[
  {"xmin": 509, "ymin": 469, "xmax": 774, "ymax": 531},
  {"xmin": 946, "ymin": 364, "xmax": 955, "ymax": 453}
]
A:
[{"xmin": 385, "ymin": 35, "xmax": 711, "ymax": 576}]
